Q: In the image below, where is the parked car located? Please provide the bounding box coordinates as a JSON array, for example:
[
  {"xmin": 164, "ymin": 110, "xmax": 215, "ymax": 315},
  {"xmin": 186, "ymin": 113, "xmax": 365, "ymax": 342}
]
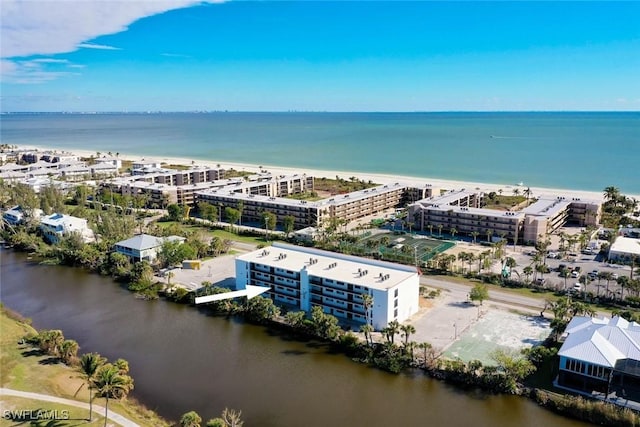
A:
[
  {"xmin": 612, "ymin": 273, "xmax": 619, "ymax": 280},
  {"xmin": 571, "ymin": 271, "xmax": 581, "ymax": 279},
  {"xmin": 535, "ymin": 278, "xmax": 547, "ymax": 286},
  {"xmin": 574, "ymin": 266, "xmax": 582, "ymax": 272}
]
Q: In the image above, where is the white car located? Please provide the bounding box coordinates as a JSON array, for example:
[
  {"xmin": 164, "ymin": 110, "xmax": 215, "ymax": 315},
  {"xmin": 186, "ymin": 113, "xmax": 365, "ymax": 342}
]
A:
[{"xmin": 571, "ymin": 271, "xmax": 580, "ymax": 279}]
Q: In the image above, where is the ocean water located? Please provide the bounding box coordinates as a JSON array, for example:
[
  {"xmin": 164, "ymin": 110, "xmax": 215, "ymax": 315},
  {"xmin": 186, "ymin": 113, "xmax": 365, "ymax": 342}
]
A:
[{"xmin": 1, "ymin": 112, "xmax": 638, "ymax": 193}]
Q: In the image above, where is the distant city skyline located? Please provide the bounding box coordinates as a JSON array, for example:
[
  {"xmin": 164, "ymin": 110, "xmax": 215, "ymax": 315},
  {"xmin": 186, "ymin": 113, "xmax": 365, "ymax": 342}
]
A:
[{"xmin": 1, "ymin": 1, "xmax": 639, "ymax": 112}]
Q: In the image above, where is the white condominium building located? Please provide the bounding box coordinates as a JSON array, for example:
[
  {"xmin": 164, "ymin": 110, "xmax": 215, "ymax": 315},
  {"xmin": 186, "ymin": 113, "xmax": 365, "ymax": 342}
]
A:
[{"xmin": 236, "ymin": 243, "xmax": 419, "ymax": 330}]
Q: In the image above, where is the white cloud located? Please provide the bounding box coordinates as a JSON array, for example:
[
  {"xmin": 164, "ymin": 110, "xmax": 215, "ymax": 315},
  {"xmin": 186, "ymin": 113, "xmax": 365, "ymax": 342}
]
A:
[
  {"xmin": 1, "ymin": 0, "xmax": 226, "ymax": 59},
  {"xmin": 161, "ymin": 53, "xmax": 191, "ymax": 58},
  {"xmin": 77, "ymin": 43, "xmax": 122, "ymax": 50},
  {"xmin": 2, "ymin": 58, "xmax": 84, "ymax": 84}
]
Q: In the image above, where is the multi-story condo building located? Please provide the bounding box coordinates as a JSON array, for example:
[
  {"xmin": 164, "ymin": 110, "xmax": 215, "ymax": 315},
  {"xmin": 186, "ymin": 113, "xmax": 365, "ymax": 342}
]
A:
[
  {"xmin": 197, "ymin": 182, "xmax": 406, "ymax": 230},
  {"xmin": 236, "ymin": 243, "xmax": 419, "ymax": 330},
  {"xmin": 410, "ymin": 192, "xmax": 601, "ymax": 244}
]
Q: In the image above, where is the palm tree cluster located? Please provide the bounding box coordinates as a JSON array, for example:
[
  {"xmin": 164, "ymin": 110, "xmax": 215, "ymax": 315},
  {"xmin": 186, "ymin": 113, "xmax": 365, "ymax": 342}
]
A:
[
  {"xmin": 74, "ymin": 352, "xmax": 134, "ymax": 425},
  {"xmin": 27, "ymin": 329, "xmax": 79, "ymax": 365}
]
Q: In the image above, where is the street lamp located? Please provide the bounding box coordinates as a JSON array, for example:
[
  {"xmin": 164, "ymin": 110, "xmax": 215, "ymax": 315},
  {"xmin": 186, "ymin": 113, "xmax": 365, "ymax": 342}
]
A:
[{"xmin": 453, "ymin": 322, "xmax": 458, "ymax": 339}]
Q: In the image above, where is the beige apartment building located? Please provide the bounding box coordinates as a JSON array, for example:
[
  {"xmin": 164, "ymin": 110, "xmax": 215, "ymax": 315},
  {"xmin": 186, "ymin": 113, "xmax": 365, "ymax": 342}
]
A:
[
  {"xmin": 196, "ymin": 182, "xmax": 407, "ymax": 229},
  {"xmin": 409, "ymin": 192, "xmax": 601, "ymax": 244}
]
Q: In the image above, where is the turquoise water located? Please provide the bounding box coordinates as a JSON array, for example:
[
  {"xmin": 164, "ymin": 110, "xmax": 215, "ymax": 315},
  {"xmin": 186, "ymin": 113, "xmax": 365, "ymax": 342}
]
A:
[{"xmin": 1, "ymin": 112, "xmax": 638, "ymax": 193}]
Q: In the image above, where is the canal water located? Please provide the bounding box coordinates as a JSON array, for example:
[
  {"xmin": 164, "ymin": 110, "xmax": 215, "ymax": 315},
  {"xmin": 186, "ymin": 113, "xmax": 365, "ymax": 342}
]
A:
[{"xmin": 0, "ymin": 249, "xmax": 589, "ymax": 426}]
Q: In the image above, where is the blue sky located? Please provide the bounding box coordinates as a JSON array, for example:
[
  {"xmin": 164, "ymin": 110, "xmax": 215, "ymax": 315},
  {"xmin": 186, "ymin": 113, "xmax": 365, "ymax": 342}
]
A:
[{"xmin": 1, "ymin": 1, "xmax": 639, "ymax": 112}]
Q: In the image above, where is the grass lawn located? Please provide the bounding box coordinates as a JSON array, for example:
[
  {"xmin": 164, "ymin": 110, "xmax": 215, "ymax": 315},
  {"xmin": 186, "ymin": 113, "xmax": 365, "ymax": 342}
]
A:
[
  {"xmin": 0, "ymin": 307, "xmax": 170, "ymax": 427},
  {"xmin": 155, "ymin": 220, "xmax": 275, "ymax": 246}
]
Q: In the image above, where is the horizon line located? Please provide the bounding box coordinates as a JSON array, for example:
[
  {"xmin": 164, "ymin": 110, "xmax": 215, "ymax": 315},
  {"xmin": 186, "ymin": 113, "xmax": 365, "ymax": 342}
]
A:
[{"xmin": 2, "ymin": 110, "xmax": 639, "ymax": 115}]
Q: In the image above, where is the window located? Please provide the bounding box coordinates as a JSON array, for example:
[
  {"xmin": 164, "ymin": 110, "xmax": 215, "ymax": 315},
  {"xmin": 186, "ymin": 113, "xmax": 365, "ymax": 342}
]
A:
[
  {"xmin": 566, "ymin": 359, "xmax": 585, "ymax": 374},
  {"xmin": 394, "ymin": 309, "xmax": 398, "ymax": 318},
  {"xmin": 394, "ymin": 299, "xmax": 398, "ymax": 308},
  {"xmin": 394, "ymin": 289, "xmax": 399, "ymax": 298}
]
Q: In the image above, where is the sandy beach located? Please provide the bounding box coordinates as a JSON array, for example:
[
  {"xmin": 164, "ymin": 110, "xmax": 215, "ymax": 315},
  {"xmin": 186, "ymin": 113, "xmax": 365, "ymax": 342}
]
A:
[{"xmin": 23, "ymin": 145, "xmax": 640, "ymax": 201}]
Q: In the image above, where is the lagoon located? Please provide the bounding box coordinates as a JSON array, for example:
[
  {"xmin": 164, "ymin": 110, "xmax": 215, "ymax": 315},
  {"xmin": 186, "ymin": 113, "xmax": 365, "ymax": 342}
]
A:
[{"xmin": 0, "ymin": 249, "xmax": 590, "ymax": 426}]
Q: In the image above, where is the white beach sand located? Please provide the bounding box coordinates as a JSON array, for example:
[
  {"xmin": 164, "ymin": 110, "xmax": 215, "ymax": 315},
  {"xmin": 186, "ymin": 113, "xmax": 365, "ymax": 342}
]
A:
[{"xmin": 25, "ymin": 145, "xmax": 639, "ymax": 201}]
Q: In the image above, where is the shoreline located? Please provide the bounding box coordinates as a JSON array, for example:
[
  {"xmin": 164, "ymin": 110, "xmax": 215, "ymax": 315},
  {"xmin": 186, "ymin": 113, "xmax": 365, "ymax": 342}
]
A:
[{"xmin": 21, "ymin": 144, "xmax": 640, "ymax": 201}]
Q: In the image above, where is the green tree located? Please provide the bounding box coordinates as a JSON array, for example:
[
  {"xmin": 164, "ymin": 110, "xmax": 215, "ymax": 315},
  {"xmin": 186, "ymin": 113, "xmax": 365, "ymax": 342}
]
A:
[
  {"xmin": 197, "ymin": 202, "xmax": 218, "ymax": 222},
  {"xmin": 60, "ymin": 339, "xmax": 79, "ymax": 365},
  {"xmin": 382, "ymin": 320, "xmax": 400, "ymax": 344},
  {"xmin": 206, "ymin": 419, "xmax": 226, "ymax": 427},
  {"xmin": 38, "ymin": 329, "xmax": 65, "ymax": 357},
  {"xmin": 244, "ymin": 296, "xmax": 280, "ymax": 323},
  {"xmin": 158, "ymin": 240, "xmax": 196, "ymax": 268},
  {"xmin": 310, "ymin": 306, "xmax": 341, "ymax": 341},
  {"xmin": 490, "ymin": 349, "xmax": 536, "ymax": 393},
  {"xmin": 92, "ymin": 363, "xmax": 134, "ymax": 427},
  {"xmin": 180, "ymin": 411, "xmax": 202, "ymax": 427},
  {"xmin": 400, "ymin": 324, "xmax": 416, "ymax": 348},
  {"xmin": 284, "ymin": 311, "xmax": 306, "ymax": 329},
  {"xmin": 74, "ymin": 352, "xmax": 107, "ymax": 421},
  {"xmin": 283, "ymin": 215, "xmax": 295, "ymax": 238},
  {"xmin": 167, "ymin": 203, "xmax": 186, "ymax": 221},
  {"xmin": 469, "ymin": 283, "xmax": 489, "ymax": 305},
  {"xmin": 224, "ymin": 207, "xmax": 241, "ymax": 229},
  {"xmin": 470, "ymin": 231, "xmax": 479, "ymax": 244},
  {"xmin": 360, "ymin": 324, "xmax": 374, "ymax": 347}
]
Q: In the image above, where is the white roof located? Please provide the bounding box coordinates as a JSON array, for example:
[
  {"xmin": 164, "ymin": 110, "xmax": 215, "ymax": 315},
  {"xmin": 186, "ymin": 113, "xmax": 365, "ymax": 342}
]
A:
[
  {"xmin": 114, "ymin": 234, "xmax": 184, "ymax": 251},
  {"xmin": 610, "ymin": 236, "xmax": 640, "ymax": 257},
  {"xmin": 238, "ymin": 242, "xmax": 417, "ymax": 291},
  {"xmin": 559, "ymin": 316, "xmax": 640, "ymax": 368}
]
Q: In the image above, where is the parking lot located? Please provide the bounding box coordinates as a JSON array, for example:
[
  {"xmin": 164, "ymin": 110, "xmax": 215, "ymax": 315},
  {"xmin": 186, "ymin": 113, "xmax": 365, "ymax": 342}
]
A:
[{"xmin": 156, "ymin": 254, "xmax": 238, "ymax": 290}]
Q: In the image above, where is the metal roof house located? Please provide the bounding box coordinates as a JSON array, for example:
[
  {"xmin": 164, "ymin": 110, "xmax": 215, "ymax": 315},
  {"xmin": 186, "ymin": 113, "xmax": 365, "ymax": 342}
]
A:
[
  {"xmin": 557, "ymin": 316, "xmax": 640, "ymax": 405},
  {"xmin": 113, "ymin": 233, "xmax": 185, "ymax": 262},
  {"xmin": 39, "ymin": 213, "xmax": 94, "ymax": 244}
]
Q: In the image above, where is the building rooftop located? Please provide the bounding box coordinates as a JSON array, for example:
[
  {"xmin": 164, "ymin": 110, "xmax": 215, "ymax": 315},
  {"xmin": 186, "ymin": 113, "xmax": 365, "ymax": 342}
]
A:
[
  {"xmin": 114, "ymin": 234, "xmax": 184, "ymax": 251},
  {"xmin": 198, "ymin": 182, "xmax": 406, "ymax": 209},
  {"xmin": 420, "ymin": 189, "xmax": 478, "ymax": 206},
  {"xmin": 238, "ymin": 242, "xmax": 417, "ymax": 291},
  {"xmin": 424, "ymin": 203, "xmax": 526, "ymax": 219},
  {"xmin": 559, "ymin": 316, "xmax": 640, "ymax": 368},
  {"xmin": 610, "ymin": 236, "xmax": 640, "ymax": 256}
]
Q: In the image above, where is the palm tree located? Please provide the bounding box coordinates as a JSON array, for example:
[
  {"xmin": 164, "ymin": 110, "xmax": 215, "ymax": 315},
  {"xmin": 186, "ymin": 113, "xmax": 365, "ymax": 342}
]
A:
[
  {"xmin": 603, "ymin": 186, "xmax": 621, "ymax": 204},
  {"xmin": 600, "ymin": 271, "xmax": 613, "ymax": 297},
  {"xmin": 618, "ymin": 275, "xmax": 630, "ymax": 301},
  {"xmin": 59, "ymin": 339, "xmax": 79, "ymax": 365},
  {"xmin": 384, "ymin": 320, "xmax": 400, "ymax": 344},
  {"xmin": 470, "ymin": 231, "xmax": 479, "ymax": 245},
  {"xmin": 523, "ymin": 265, "xmax": 533, "ymax": 283},
  {"xmin": 513, "ymin": 188, "xmax": 520, "ymax": 196},
  {"xmin": 400, "ymin": 324, "xmax": 416, "ymax": 347},
  {"xmin": 74, "ymin": 352, "xmax": 106, "ymax": 421},
  {"xmin": 360, "ymin": 324, "xmax": 374, "ymax": 346},
  {"xmin": 428, "ymin": 224, "xmax": 434, "ymax": 236},
  {"xmin": 437, "ymin": 224, "xmax": 443, "ymax": 237},
  {"xmin": 486, "ymin": 229, "xmax": 493, "ymax": 243},
  {"xmin": 524, "ymin": 187, "xmax": 532, "ymax": 202},
  {"xmin": 361, "ymin": 294, "xmax": 374, "ymax": 327},
  {"xmin": 450, "ymin": 227, "xmax": 457, "ymax": 240},
  {"xmin": 92, "ymin": 363, "xmax": 134, "ymax": 427},
  {"xmin": 180, "ymin": 411, "xmax": 202, "ymax": 427}
]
